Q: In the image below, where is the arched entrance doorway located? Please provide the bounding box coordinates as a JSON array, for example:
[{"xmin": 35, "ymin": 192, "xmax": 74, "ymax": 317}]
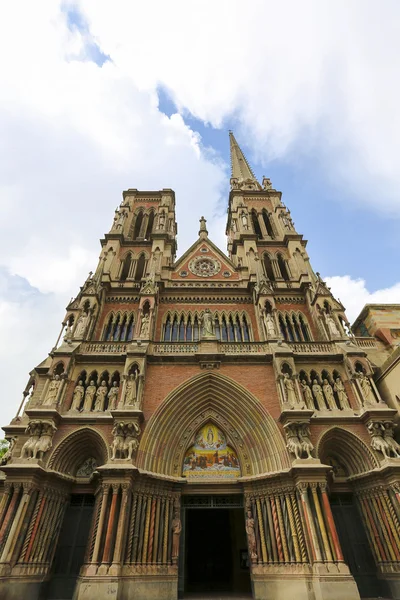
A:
[
  {"xmin": 317, "ymin": 427, "xmax": 390, "ymax": 599},
  {"xmin": 138, "ymin": 371, "xmax": 290, "ymax": 598}
]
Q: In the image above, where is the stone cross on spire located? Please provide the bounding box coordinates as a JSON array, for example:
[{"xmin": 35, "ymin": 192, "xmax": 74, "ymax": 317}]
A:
[
  {"xmin": 229, "ymin": 131, "xmax": 258, "ymax": 184},
  {"xmin": 199, "ymin": 216, "xmax": 208, "ymax": 238}
]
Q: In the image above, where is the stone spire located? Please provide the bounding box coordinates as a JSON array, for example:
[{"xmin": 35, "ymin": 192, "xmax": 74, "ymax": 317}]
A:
[
  {"xmin": 199, "ymin": 216, "xmax": 208, "ymax": 238},
  {"xmin": 229, "ymin": 130, "xmax": 258, "ymax": 184}
]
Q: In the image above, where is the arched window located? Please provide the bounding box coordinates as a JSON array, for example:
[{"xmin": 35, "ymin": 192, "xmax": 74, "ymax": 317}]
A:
[
  {"xmin": 120, "ymin": 254, "xmax": 132, "ymax": 281},
  {"xmin": 171, "ymin": 315, "xmax": 179, "ymax": 342},
  {"xmin": 119, "ymin": 314, "xmax": 128, "ymax": 341},
  {"xmin": 135, "ymin": 254, "xmax": 146, "ymax": 281},
  {"xmin": 299, "ymin": 314, "xmax": 311, "ymax": 341},
  {"xmin": 145, "ymin": 212, "xmax": 155, "ymax": 240},
  {"xmin": 186, "ymin": 316, "xmax": 193, "ymax": 341},
  {"xmin": 112, "ymin": 315, "xmax": 121, "ymax": 341},
  {"xmin": 263, "ymin": 254, "xmax": 275, "ymax": 281},
  {"xmin": 279, "ymin": 315, "xmax": 287, "ymax": 340},
  {"xmin": 104, "ymin": 314, "xmax": 113, "ymax": 341},
  {"xmin": 214, "ymin": 317, "xmax": 220, "ymax": 340},
  {"xmin": 228, "ymin": 316, "xmax": 235, "ymax": 341},
  {"xmin": 285, "ymin": 315, "xmax": 295, "ymax": 341},
  {"xmin": 262, "ymin": 210, "xmax": 274, "ymax": 238},
  {"xmin": 251, "ymin": 210, "xmax": 262, "ymax": 239},
  {"xmin": 179, "ymin": 316, "xmax": 185, "ymax": 341},
  {"xmin": 193, "ymin": 316, "xmax": 200, "ymax": 342},
  {"xmin": 277, "ymin": 254, "xmax": 290, "ymax": 281},
  {"xmin": 242, "ymin": 315, "xmax": 250, "ymax": 341},
  {"xmin": 221, "ymin": 316, "xmax": 228, "ymax": 341},
  {"xmin": 133, "ymin": 211, "xmax": 144, "ymax": 240},
  {"xmin": 164, "ymin": 316, "xmax": 172, "ymax": 341},
  {"xmin": 126, "ymin": 315, "xmax": 134, "ymax": 341},
  {"xmin": 234, "ymin": 316, "xmax": 242, "ymax": 341},
  {"xmin": 292, "ymin": 314, "xmax": 302, "ymax": 342}
]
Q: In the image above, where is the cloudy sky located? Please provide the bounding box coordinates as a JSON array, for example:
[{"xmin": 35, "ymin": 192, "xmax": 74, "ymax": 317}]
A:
[{"xmin": 1, "ymin": 1, "xmax": 400, "ymax": 428}]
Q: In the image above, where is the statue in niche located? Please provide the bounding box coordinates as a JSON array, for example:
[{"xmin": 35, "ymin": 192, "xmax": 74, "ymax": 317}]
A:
[
  {"xmin": 300, "ymin": 380, "xmax": 315, "ymax": 410},
  {"xmin": 107, "ymin": 382, "xmax": 119, "ymax": 411},
  {"xmin": 312, "ymin": 379, "xmax": 326, "ymax": 410},
  {"xmin": 201, "ymin": 309, "xmax": 215, "ymax": 338},
  {"xmin": 103, "ymin": 248, "xmax": 115, "ymax": 273},
  {"xmin": 71, "ymin": 380, "xmax": 85, "ymax": 411},
  {"xmin": 43, "ymin": 374, "xmax": 61, "ymax": 406},
  {"xmin": 171, "ymin": 508, "xmax": 182, "ymax": 563},
  {"xmin": 124, "ymin": 372, "xmax": 138, "ymax": 407},
  {"xmin": 74, "ymin": 311, "xmax": 89, "ymax": 339},
  {"xmin": 158, "ymin": 211, "xmax": 166, "ymax": 229},
  {"xmin": 322, "ymin": 379, "xmax": 337, "ymax": 410},
  {"xmin": 263, "ymin": 312, "xmax": 277, "ymax": 338},
  {"xmin": 94, "ymin": 381, "xmax": 108, "ymax": 411},
  {"xmin": 63, "ymin": 323, "xmax": 73, "ymax": 342},
  {"xmin": 356, "ymin": 372, "xmax": 376, "ymax": 405},
  {"xmin": 324, "ymin": 310, "xmax": 340, "ymax": 338},
  {"xmin": 140, "ymin": 314, "xmax": 150, "ymax": 338},
  {"xmin": 382, "ymin": 422, "xmax": 400, "ymax": 458},
  {"xmin": 241, "ymin": 212, "xmax": 248, "ymax": 230},
  {"xmin": 245, "ymin": 509, "xmax": 257, "ymax": 562},
  {"xmin": 83, "ymin": 380, "xmax": 96, "ymax": 411},
  {"xmin": 333, "ymin": 377, "xmax": 351, "ymax": 409},
  {"xmin": 114, "ymin": 209, "xmax": 126, "ymax": 230},
  {"xmin": 282, "ymin": 373, "xmax": 301, "ymax": 408}
]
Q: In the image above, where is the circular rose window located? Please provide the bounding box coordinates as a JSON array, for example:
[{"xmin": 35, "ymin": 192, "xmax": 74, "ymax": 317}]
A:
[{"xmin": 188, "ymin": 257, "xmax": 221, "ymax": 277}]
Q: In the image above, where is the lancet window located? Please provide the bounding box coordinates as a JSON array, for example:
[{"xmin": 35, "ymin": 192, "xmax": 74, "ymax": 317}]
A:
[
  {"xmin": 161, "ymin": 311, "xmax": 252, "ymax": 342},
  {"xmin": 262, "ymin": 209, "xmax": 275, "ymax": 238},
  {"xmin": 278, "ymin": 312, "xmax": 312, "ymax": 342},
  {"xmin": 119, "ymin": 252, "xmax": 148, "ymax": 282},
  {"xmin": 103, "ymin": 312, "xmax": 135, "ymax": 341}
]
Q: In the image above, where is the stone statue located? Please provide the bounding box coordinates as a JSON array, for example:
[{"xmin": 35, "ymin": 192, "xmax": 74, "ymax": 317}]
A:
[
  {"xmin": 298, "ymin": 424, "xmax": 314, "ymax": 458},
  {"xmin": 158, "ymin": 211, "xmax": 166, "ymax": 229},
  {"xmin": 115, "ymin": 209, "xmax": 126, "ymax": 230},
  {"xmin": 333, "ymin": 377, "xmax": 351, "ymax": 409},
  {"xmin": 63, "ymin": 323, "xmax": 73, "ymax": 342},
  {"xmin": 264, "ymin": 312, "xmax": 277, "ymax": 338},
  {"xmin": 367, "ymin": 422, "xmax": 391, "ymax": 458},
  {"xmin": 123, "ymin": 421, "xmax": 141, "ymax": 458},
  {"xmin": 83, "ymin": 380, "xmax": 96, "ymax": 412},
  {"xmin": 107, "ymin": 382, "xmax": 119, "ymax": 411},
  {"xmin": 201, "ymin": 309, "xmax": 214, "ymax": 338},
  {"xmin": 241, "ymin": 212, "xmax": 248, "ymax": 230},
  {"xmin": 171, "ymin": 510, "xmax": 182, "ymax": 562},
  {"xmin": 324, "ymin": 311, "xmax": 340, "ymax": 338},
  {"xmin": 312, "ymin": 379, "xmax": 326, "ymax": 410},
  {"xmin": 74, "ymin": 311, "xmax": 89, "ymax": 339},
  {"xmin": 124, "ymin": 373, "xmax": 138, "ymax": 406},
  {"xmin": 322, "ymin": 379, "xmax": 337, "ymax": 410},
  {"xmin": 262, "ymin": 177, "xmax": 272, "ymax": 190},
  {"xmin": 71, "ymin": 380, "xmax": 85, "ymax": 411},
  {"xmin": 94, "ymin": 381, "xmax": 108, "ymax": 411},
  {"xmin": 33, "ymin": 422, "xmax": 55, "ymax": 460},
  {"xmin": 110, "ymin": 423, "xmax": 125, "ymax": 459},
  {"xmin": 1, "ymin": 437, "xmax": 16, "ymax": 465},
  {"xmin": 285, "ymin": 424, "xmax": 303, "ymax": 459},
  {"xmin": 43, "ymin": 375, "xmax": 61, "ymax": 406},
  {"xmin": 356, "ymin": 372, "xmax": 376, "ymax": 406},
  {"xmin": 20, "ymin": 422, "xmax": 41, "ymax": 458},
  {"xmin": 283, "ymin": 373, "xmax": 298, "ymax": 408},
  {"xmin": 245, "ymin": 510, "xmax": 257, "ymax": 561},
  {"xmin": 300, "ymin": 380, "xmax": 315, "ymax": 410},
  {"xmin": 140, "ymin": 314, "xmax": 150, "ymax": 338},
  {"xmin": 382, "ymin": 422, "xmax": 400, "ymax": 458}
]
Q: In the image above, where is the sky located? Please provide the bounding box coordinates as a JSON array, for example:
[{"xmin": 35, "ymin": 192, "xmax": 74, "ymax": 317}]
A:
[{"xmin": 1, "ymin": 1, "xmax": 400, "ymax": 428}]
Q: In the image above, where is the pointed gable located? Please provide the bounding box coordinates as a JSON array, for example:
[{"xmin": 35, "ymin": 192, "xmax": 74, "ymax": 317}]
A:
[{"xmin": 171, "ymin": 237, "xmax": 239, "ymax": 281}]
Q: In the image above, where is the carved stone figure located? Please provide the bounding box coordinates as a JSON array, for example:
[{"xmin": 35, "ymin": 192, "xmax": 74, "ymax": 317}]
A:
[
  {"xmin": 33, "ymin": 422, "xmax": 55, "ymax": 459},
  {"xmin": 94, "ymin": 381, "xmax": 108, "ymax": 411},
  {"xmin": 262, "ymin": 177, "xmax": 272, "ymax": 190},
  {"xmin": 83, "ymin": 380, "xmax": 96, "ymax": 412},
  {"xmin": 324, "ymin": 311, "xmax": 340, "ymax": 338},
  {"xmin": 171, "ymin": 509, "xmax": 182, "ymax": 562},
  {"xmin": 245, "ymin": 510, "xmax": 257, "ymax": 561},
  {"xmin": 367, "ymin": 422, "xmax": 391, "ymax": 458},
  {"xmin": 312, "ymin": 379, "xmax": 326, "ymax": 410},
  {"xmin": 110, "ymin": 423, "xmax": 125, "ymax": 460},
  {"xmin": 382, "ymin": 422, "xmax": 400, "ymax": 458},
  {"xmin": 300, "ymin": 380, "xmax": 315, "ymax": 410},
  {"xmin": 285, "ymin": 424, "xmax": 303, "ymax": 459},
  {"xmin": 322, "ymin": 379, "xmax": 337, "ymax": 411},
  {"xmin": 1, "ymin": 437, "xmax": 16, "ymax": 465},
  {"xmin": 333, "ymin": 377, "xmax": 351, "ymax": 409},
  {"xmin": 124, "ymin": 373, "xmax": 138, "ymax": 407},
  {"xmin": 158, "ymin": 211, "xmax": 166, "ymax": 229},
  {"xmin": 283, "ymin": 373, "xmax": 298, "ymax": 408},
  {"xmin": 107, "ymin": 382, "xmax": 119, "ymax": 411},
  {"xmin": 356, "ymin": 372, "xmax": 376, "ymax": 406},
  {"xmin": 115, "ymin": 209, "xmax": 126, "ymax": 230},
  {"xmin": 140, "ymin": 314, "xmax": 150, "ymax": 338},
  {"xmin": 74, "ymin": 311, "xmax": 89, "ymax": 339},
  {"xmin": 43, "ymin": 374, "xmax": 61, "ymax": 406},
  {"xmin": 71, "ymin": 380, "xmax": 85, "ymax": 411},
  {"xmin": 201, "ymin": 309, "xmax": 215, "ymax": 338},
  {"xmin": 264, "ymin": 312, "xmax": 277, "ymax": 338},
  {"xmin": 123, "ymin": 421, "xmax": 141, "ymax": 459},
  {"xmin": 241, "ymin": 212, "xmax": 248, "ymax": 230},
  {"xmin": 298, "ymin": 424, "xmax": 314, "ymax": 458},
  {"xmin": 63, "ymin": 324, "xmax": 73, "ymax": 342},
  {"xmin": 20, "ymin": 422, "xmax": 41, "ymax": 458}
]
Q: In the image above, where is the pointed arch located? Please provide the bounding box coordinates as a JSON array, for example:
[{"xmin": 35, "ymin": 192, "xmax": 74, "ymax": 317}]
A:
[
  {"xmin": 120, "ymin": 253, "xmax": 132, "ymax": 281},
  {"xmin": 133, "ymin": 211, "xmax": 144, "ymax": 240},
  {"xmin": 251, "ymin": 209, "xmax": 262, "ymax": 238},
  {"xmin": 316, "ymin": 427, "xmax": 379, "ymax": 476},
  {"xmin": 263, "ymin": 253, "xmax": 275, "ymax": 281},
  {"xmin": 277, "ymin": 253, "xmax": 290, "ymax": 281},
  {"xmin": 137, "ymin": 371, "xmax": 290, "ymax": 478},
  {"xmin": 47, "ymin": 427, "xmax": 109, "ymax": 476},
  {"xmin": 262, "ymin": 209, "xmax": 274, "ymax": 238},
  {"xmin": 145, "ymin": 211, "xmax": 155, "ymax": 240},
  {"xmin": 134, "ymin": 254, "xmax": 146, "ymax": 281}
]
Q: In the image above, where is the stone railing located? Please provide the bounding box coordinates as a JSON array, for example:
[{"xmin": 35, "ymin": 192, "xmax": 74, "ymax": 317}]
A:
[
  {"xmin": 80, "ymin": 342, "xmax": 128, "ymax": 354},
  {"xmin": 290, "ymin": 342, "xmax": 334, "ymax": 354},
  {"xmin": 354, "ymin": 337, "xmax": 378, "ymax": 349},
  {"xmin": 219, "ymin": 343, "xmax": 266, "ymax": 354},
  {"xmin": 152, "ymin": 343, "xmax": 199, "ymax": 354}
]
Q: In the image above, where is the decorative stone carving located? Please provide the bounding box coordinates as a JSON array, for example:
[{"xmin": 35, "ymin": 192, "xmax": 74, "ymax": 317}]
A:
[
  {"xmin": 322, "ymin": 379, "xmax": 337, "ymax": 410},
  {"xmin": 263, "ymin": 311, "xmax": 277, "ymax": 338},
  {"xmin": 139, "ymin": 314, "xmax": 150, "ymax": 338},
  {"xmin": 284, "ymin": 423, "xmax": 313, "ymax": 459},
  {"xmin": 201, "ymin": 308, "xmax": 215, "ymax": 338},
  {"xmin": 94, "ymin": 381, "xmax": 108, "ymax": 412},
  {"xmin": 241, "ymin": 212, "xmax": 248, "ymax": 230},
  {"xmin": 76, "ymin": 457, "xmax": 97, "ymax": 477},
  {"xmin": 282, "ymin": 373, "xmax": 304, "ymax": 409},
  {"xmin": 122, "ymin": 369, "xmax": 142, "ymax": 409},
  {"xmin": 262, "ymin": 176, "xmax": 272, "ymax": 190},
  {"xmin": 356, "ymin": 372, "xmax": 377, "ymax": 406},
  {"xmin": 300, "ymin": 380, "xmax": 314, "ymax": 410},
  {"xmin": 188, "ymin": 256, "xmax": 221, "ymax": 277},
  {"xmin": 1, "ymin": 437, "xmax": 16, "ymax": 465},
  {"xmin": 171, "ymin": 507, "xmax": 182, "ymax": 563},
  {"xmin": 43, "ymin": 374, "xmax": 62, "ymax": 406},
  {"xmin": 367, "ymin": 421, "xmax": 400, "ymax": 458},
  {"xmin": 110, "ymin": 421, "xmax": 141, "ymax": 460},
  {"xmin": 20, "ymin": 421, "xmax": 56, "ymax": 460},
  {"xmin": 113, "ymin": 209, "xmax": 127, "ymax": 231},
  {"xmin": 158, "ymin": 210, "xmax": 166, "ymax": 229},
  {"xmin": 83, "ymin": 380, "xmax": 96, "ymax": 412},
  {"xmin": 74, "ymin": 311, "xmax": 90, "ymax": 339},
  {"xmin": 323, "ymin": 310, "xmax": 340, "ymax": 338},
  {"xmin": 245, "ymin": 508, "xmax": 257, "ymax": 562},
  {"xmin": 333, "ymin": 377, "xmax": 351, "ymax": 409},
  {"xmin": 107, "ymin": 382, "xmax": 119, "ymax": 411},
  {"xmin": 70, "ymin": 380, "xmax": 85, "ymax": 411},
  {"xmin": 312, "ymin": 379, "xmax": 326, "ymax": 410}
]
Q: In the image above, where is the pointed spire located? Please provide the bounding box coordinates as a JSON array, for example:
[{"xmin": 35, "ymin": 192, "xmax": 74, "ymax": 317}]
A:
[
  {"xmin": 229, "ymin": 131, "xmax": 258, "ymax": 183},
  {"xmin": 199, "ymin": 216, "xmax": 208, "ymax": 238}
]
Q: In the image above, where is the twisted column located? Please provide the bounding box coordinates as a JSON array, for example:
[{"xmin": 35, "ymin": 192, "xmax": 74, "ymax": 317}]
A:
[
  {"xmin": 162, "ymin": 497, "xmax": 169, "ymax": 564},
  {"xmin": 297, "ymin": 483, "xmax": 322, "ymax": 563},
  {"xmin": 319, "ymin": 484, "xmax": 343, "ymax": 561},
  {"xmin": 270, "ymin": 495, "xmax": 284, "ymax": 562},
  {"xmin": 112, "ymin": 484, "xmax": 130, "ymax": 566},
  {"xmin": 379, "ymin": 489, "xmax": 400, "ymax": 555},
  {"xmin": 0, "ymin": 485, "xmax": 20, "ymax": 551},
  {"xmin": 310, "ymin": 484, "xmax": 332, "ymax": 562},
  {"xmin": 142, "ymin": 493, "xmax": 152, "ymax": 564},
  {"xmin": 92, "ymin": 484, "xmax": 109, "ymax": 564},
  {"xmin": 148, "ymin": 497, "xmax": 157, "ymax": 563},
  {"xmin": 290, "ymin": 491, "xmax": 307, "ymax": 563},
  {"xmin": 285, "ymin": 492, "xmax": 301, "ymax": 562},
  {"xmin": 256, "ymin": 498, "xmax": 268, "ymax": 563},
  {"xmin": 102, "ymin": 484, "xmax": 119, "ymax": 564},
  {"xmin": 370, "ymin": 494, "xmax": 395, "ymax": 561},
  {"xmin": 274, "ymin": 493, "xmax": 289, "ymax": 562},
  {"xmin": 359, "ymin": 494, "xmax": 386, "ymax": 562},
  {"xmin": 126, "ymin": 493, "xmax": 138, "ymax": 562}
]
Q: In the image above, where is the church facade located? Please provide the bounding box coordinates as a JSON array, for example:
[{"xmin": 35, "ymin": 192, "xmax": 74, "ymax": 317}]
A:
[{"xmin": 1, "ymin": 133, "xmax": 400, "ymax": 600}]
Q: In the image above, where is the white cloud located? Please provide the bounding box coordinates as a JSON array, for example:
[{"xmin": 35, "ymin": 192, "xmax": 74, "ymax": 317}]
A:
[{"xmin": 325, "ymin": 275, "xmax": 400, "ymax": 323}]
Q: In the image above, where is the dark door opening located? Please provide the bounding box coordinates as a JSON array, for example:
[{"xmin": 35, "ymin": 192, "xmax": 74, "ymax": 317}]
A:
[
  {"xmin": 184, "ymin": 507, "xmax": 251, "ymax": 597},
  {"xmin": 330, "ymin": 494, "xmax": 389, "ymax": 599},
  {"xmin": 46, "ymin": 494, "xmax": 95, "ymax": 600}
]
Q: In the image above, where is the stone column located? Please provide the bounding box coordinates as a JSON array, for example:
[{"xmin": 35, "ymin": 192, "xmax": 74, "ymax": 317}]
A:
[
  {"xmin": 0, "ymin": 485, "xmax": 20, "ymax": 550},
  {"xmin": 310, "ymin": 484, "xmax": 333, "ymax": 562},
  {"xmin": 319, "ymin": 484, "xmax": 344, "ymax": 561},
  {"xmin": 0, "ymin": 484, "xmax": 12, "ymax": 527},
  {"xmin": 109, "ymin": 484, "xmax": 131, "ymax": 574},
  {"xmin": 100, "ymin": 484, "xmax": 119, "ymax": 568},
  {"xmin": 0, "ymin": 483, "xmax": 32, "ymax": 563},
  {"xmin": 86, "ymin": 484, "xmax": 110, "ymax": 575},
  {"xmin": 297, "ymin": 483, "xmax": 323, "ymax": 563}
]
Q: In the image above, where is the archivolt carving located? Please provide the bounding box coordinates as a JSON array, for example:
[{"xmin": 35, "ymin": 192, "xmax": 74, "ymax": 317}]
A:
[
  {"xmin": 47, "ymin": 427, "xmax": 109, "ymax": 476},
  {"xmin": 137, "ymin": 371, "xmax": 290, "ymax": 478},
  {"xmin": 316, "ymin": 426, "xmax": 379, "ymax": 476}
]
